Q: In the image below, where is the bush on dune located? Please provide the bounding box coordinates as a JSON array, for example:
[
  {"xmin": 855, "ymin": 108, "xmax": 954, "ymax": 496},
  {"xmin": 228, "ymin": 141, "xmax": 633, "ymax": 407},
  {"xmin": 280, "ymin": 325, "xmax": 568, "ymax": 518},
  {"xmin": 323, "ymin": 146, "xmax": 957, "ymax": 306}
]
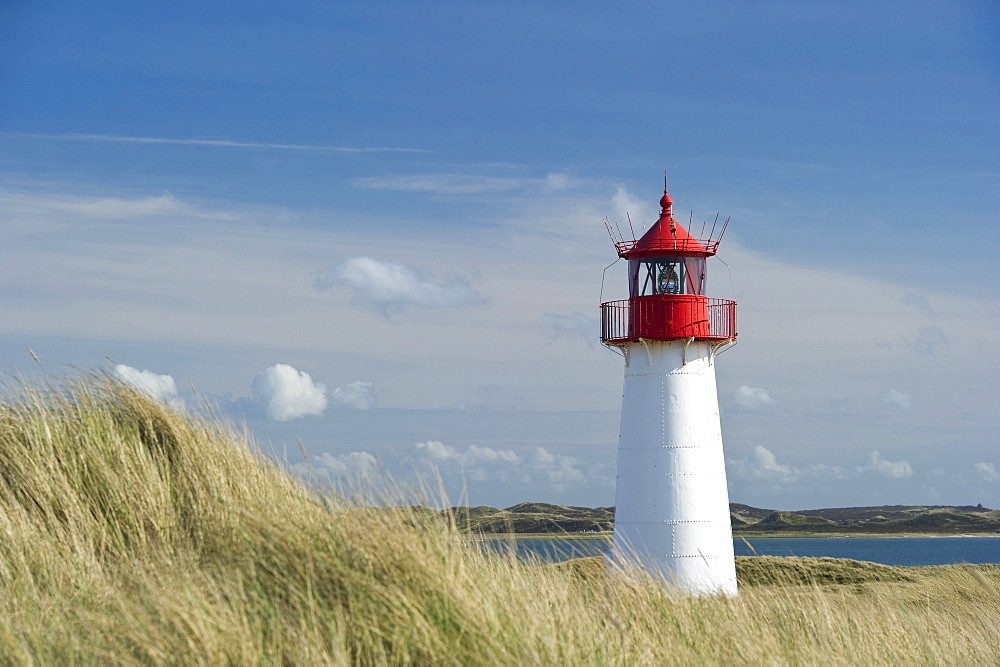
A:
[{"xmin": 0, "ymin": 373, "xmax": 998, "ymax": 664}]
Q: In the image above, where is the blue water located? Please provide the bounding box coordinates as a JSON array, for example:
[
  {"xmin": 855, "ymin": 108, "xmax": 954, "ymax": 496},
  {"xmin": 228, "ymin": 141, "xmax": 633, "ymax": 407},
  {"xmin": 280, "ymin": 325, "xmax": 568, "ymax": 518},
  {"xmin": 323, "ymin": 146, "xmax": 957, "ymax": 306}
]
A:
[{"xmin": 484, "ymin": 537, "xmax": 1000, "ymax": 566}]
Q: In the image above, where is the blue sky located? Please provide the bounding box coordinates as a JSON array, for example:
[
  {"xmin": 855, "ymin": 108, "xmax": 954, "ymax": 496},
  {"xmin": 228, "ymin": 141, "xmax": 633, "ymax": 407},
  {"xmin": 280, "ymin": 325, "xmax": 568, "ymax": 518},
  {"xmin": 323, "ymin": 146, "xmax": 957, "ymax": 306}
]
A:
[{"xmin": 1, "ymin": 1, "xmax": 998, "ymax": 509}]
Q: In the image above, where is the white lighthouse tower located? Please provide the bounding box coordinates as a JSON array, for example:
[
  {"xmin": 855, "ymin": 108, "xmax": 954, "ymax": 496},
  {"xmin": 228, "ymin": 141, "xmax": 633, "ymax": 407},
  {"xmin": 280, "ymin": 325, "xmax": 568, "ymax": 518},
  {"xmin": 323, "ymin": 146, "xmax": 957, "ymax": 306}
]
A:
[{"xmin": 601, "ymin": 183, "xmax": 738, "ymax": 595}]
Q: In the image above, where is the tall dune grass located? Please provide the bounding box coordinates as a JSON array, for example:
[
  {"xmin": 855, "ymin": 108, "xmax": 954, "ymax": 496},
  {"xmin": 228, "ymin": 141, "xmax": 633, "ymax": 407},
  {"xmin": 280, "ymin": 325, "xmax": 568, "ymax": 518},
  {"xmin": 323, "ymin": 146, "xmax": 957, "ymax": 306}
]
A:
[{"xmin": 0, "ymin": 373, "xmax": 998, "ymax": 664}]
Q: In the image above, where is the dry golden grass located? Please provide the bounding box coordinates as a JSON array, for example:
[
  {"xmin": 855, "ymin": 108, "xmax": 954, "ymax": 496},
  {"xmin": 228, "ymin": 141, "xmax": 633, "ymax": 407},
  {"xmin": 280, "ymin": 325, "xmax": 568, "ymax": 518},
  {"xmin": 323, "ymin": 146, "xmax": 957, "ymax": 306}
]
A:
[{"xmin": 0, "ymin": 373, "xmax": 998, "ymax": 664}]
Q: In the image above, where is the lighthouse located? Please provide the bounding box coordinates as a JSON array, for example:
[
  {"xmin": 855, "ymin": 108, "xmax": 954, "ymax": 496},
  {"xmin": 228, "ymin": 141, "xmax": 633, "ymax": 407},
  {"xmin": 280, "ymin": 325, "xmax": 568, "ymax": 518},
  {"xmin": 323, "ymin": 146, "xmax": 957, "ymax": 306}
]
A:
[{"xmin": 601, "ymin": 183, "xmax": 738, "ymax": 595}]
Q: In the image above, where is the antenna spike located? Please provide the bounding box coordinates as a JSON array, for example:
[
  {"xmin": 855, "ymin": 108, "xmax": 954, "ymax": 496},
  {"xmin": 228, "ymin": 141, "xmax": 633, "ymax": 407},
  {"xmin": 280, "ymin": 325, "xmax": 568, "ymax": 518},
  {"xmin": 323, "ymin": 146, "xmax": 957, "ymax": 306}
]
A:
[
  {"xmin": 708, "ymin": 212, "xmax": 720, "ymax": 241},
  {"xmin": 613, "ymin": 216, "xmax": 626, "ymax": 245},
  {"xmin": 602, "ymin": 216, "xmax": 617, "ymax": 244},
  {"xmin": 626, "ymin": 212, "xmax": 636, "ymax": 241},
  {"xmin": 717, "ymin": 215, "xmax": 732, "ymax": 244}
]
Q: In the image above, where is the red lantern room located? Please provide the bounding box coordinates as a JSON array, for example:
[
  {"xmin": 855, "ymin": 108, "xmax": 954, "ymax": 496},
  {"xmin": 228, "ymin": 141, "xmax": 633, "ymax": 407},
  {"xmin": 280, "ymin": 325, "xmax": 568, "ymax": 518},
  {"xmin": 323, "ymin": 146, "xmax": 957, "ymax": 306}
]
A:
[{"xmin": 601, "ymin": 185, "xmax": 737, "ymax": 344}]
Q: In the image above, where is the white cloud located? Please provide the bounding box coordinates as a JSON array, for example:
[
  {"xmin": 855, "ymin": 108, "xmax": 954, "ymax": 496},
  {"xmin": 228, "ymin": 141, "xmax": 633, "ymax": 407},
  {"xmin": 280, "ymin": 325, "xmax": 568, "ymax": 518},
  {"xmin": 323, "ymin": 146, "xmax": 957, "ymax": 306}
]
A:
[
  {"xmin": 315, "ymin": 451, "xmax": 379, "ymax": 478},
  {"xmin": 733, "ymin": 385, "xmax": 775, "ymax": 410},
  {"xmin": 729, "ymin": 445, "xmax": 801, "ymax": 483},
  {"xmin": 529, "ymin": 447, "xmax": 586, "ymax": 487},
  {"xmin": 315, "ymin": 256, "xmax": 486, "ymax": 315},
  {"xmin": 331, "ymin": 381, "xmax": 377, "ymax": 409},
  {"xmin": 883, "ymin": 388, "xmax": 914, "ymax": 410},
  {"xmin": 468, "ymin": 444, "xmax": 522, "ymax": 464},
  {"xmin": 729, "ymin": 446, "xmax": 857, "ymax": 488},
  {"xmin": 729, "ymin": 447, "xmax": 914, "ymax": 489},
  {"xmin": 414, "ymin": 440, "xmax": 522, "ymax": 483},
  {"xmin": 863, "ymin": 450, "xmax": 913, "ymax": 479},
  {"xmin": 251, "ymin": 364, "xmax": 327, "ymax": 421},
  {"xmin": 974, "ymin": 462, "xmax": 1000, "ymax": 483},
  {"xmin": 415, "ymin": 440, "xmax": 456, "ymax": 461},
  {"xmin": 414, "ymin": 440, "xmax": 521, "ymax": 466},
  {"xmin": 114, "ymin": 364, "xmax": 184, "ymax": 410}
]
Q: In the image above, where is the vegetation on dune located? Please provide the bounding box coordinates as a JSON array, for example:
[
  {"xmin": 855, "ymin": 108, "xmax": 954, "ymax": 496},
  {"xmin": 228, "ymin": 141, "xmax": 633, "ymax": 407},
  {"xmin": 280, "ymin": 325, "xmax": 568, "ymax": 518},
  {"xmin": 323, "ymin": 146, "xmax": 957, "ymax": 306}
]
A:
[
  {"xmin": 430, "ymin": 501, "xmax": 1000, "ymax": 536},
  {"xmin": 731, "ymin": 503, "xmax": 1000, "ymax": 535},
  {"xmin": 734, "ymin": 556, "xmax": 920, "ymax": 586},
  {"xmin": 444, "ymin": 503, "xmax": 613, "ymax": 534},
  {"xmin": 1, "ymin": 373, "xmax": 999, "ymax": 663},
  {"xmin": 753, "ymin": 510, "xmax": 840, "ymax": 530}
]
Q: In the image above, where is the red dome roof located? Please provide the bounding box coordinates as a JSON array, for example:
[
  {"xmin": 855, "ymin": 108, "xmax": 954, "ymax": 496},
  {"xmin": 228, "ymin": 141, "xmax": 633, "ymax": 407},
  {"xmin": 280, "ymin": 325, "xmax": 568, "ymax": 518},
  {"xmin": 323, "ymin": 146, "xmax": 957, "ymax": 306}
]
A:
[{"xmin": 621, "ymin": 188, "xmax": 716, "ymax": 258}]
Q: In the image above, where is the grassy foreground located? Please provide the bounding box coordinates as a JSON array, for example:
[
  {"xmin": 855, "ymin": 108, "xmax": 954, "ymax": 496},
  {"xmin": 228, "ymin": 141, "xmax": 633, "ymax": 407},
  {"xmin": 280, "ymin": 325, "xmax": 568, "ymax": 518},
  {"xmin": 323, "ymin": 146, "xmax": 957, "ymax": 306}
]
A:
[{"xmin": 1, "ymin": 375, "xmax": 999, "ymax": 664}]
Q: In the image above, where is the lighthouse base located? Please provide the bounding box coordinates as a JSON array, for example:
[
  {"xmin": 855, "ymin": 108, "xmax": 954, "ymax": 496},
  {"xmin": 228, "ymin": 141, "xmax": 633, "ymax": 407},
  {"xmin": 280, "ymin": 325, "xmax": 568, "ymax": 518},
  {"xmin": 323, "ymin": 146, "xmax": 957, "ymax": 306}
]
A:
[{"xmin": 610, "ymin": 338, "xmax": 737, "ymax": 596}]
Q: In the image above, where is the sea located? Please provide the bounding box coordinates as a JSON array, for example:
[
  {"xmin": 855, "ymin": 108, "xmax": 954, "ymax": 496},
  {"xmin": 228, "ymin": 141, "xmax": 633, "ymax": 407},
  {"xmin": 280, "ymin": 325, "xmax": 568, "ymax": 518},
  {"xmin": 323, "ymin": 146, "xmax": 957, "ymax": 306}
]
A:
[{"xmin": 483, "ymin": 536, "xmax": 1000, "ymax": 567}]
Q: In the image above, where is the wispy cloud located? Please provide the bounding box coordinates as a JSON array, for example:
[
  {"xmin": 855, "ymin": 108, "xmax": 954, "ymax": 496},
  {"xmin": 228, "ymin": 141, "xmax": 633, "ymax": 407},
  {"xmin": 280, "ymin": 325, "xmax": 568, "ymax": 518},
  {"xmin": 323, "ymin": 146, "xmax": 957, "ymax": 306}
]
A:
[
  {"xmin": 413, "ymin": 441, "xmax": 593, "ymax": 490},
  {"xmin": 542, "ymin": 311, "xmax": 598, "ymax": 347},
  {"xmin": 0, "ymin": 190, "xmax": 241, "ymax": 223},
  {"xmin": 728, "ymin": 445, "xmax": 810, "ymax": 484},
  {"xmin": 907, "ymin": 326, "xmax": 949, "ymax": 356},
  {"xmin": 291, "ymin": 451, "xmax": 380, "ymax": 488},
  {"xmin": 351, "ymin": 174, "xmax": 530, "ymax": 194},
  {"xmin": 863, "ymin": 450, "xmax": 913, "ymax": 479},
  {"xmin": 733, "ymin": 385, "xmax": 775, "ymax": 410},
  {"xmin": 47, "ymin": 193, "xmax": 197, "ymax": 219},
  {"xmin": 330, "ymin": 381, "xmax": 377, "ymax": 410},
  {"xmin": 351, "ymin": 171, "xmax": 580, "ymax": 195},
  {"xmin": 974, "ymin": 462, "xmax": 1000, "ymax": 483},
  {"xmin": 4, "ymin": 132, "xmax": 424, "ymax": 154},
  {"xmin": 728, "ymin": 445, "xmax": 913, "ymax": 485},
  {"xmin": 315, "ymin": 256, "xmax": 487, "ymax": 316},
  {"xmin": 883, "ymin": 388, "xmax": 914, "ymax": 410}
]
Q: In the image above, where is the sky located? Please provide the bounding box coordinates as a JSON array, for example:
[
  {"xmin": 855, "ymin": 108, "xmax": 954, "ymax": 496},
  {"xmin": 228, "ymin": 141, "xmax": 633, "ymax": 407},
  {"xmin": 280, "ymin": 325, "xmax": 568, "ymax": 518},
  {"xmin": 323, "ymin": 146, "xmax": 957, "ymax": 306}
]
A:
[{"xmin": 1, "ymin": 0, "xmax": 998, "ymax": 510}]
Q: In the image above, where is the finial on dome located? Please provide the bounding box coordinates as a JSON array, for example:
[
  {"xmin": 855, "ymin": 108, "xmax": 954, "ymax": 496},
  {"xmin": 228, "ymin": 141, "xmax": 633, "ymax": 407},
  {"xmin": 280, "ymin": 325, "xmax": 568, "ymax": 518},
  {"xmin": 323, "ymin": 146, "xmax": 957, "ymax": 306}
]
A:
[{"xmin": 660, "ymin": 170, "xmax": 673, "ymax": 217}]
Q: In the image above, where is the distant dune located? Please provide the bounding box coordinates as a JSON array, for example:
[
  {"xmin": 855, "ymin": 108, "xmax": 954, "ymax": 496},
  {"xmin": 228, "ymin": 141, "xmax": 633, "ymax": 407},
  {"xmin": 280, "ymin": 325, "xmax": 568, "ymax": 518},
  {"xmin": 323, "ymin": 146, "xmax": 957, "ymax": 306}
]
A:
[{"xmin": 442, "ymin": 502, "xmax": 1000, "ymax": 535}]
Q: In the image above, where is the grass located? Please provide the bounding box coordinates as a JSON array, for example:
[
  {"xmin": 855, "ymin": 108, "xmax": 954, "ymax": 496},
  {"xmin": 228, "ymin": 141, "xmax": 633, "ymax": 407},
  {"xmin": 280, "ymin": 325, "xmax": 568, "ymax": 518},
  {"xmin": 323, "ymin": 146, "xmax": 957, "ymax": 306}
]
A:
[{"xmin": 1, "ymin": 372, "xmax": 999, "ymax": 664}]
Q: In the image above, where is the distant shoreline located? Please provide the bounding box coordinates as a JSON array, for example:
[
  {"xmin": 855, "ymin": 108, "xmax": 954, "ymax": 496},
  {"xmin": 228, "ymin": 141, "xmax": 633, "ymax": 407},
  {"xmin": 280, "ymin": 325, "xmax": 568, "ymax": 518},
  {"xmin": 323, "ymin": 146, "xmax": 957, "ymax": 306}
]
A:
[{"xmin": 464, "ymin": 531, "xmax": 1000, "ymax": 540}]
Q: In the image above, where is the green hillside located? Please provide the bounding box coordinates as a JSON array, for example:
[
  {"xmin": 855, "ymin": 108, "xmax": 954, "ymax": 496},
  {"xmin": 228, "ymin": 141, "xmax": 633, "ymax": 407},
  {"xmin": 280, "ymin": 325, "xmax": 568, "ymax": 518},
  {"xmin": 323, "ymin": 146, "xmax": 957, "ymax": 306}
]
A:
[{"xmin": 444, "ymin": 503, "xmax": 613, "ymax": 533}]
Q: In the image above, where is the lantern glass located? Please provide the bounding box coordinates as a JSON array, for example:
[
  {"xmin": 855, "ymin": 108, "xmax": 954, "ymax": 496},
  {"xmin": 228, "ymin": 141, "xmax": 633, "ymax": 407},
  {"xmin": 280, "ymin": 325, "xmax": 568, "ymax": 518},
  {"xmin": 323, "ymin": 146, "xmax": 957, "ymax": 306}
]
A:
[{"xmin": 630, "ymin": 256, "xmax": 706, "ymax": 297}]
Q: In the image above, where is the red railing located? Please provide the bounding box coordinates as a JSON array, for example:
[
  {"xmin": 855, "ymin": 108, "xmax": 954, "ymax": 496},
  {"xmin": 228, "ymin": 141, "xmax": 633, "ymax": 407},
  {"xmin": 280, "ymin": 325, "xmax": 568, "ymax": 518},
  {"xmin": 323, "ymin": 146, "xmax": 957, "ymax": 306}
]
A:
[
  {"xmin": 614, "ymin": 237, "xmax": 720, "ymax": 257},
  {"xmin": 601, "ymin": 297, "xmax": 737, "ymax": 343}
]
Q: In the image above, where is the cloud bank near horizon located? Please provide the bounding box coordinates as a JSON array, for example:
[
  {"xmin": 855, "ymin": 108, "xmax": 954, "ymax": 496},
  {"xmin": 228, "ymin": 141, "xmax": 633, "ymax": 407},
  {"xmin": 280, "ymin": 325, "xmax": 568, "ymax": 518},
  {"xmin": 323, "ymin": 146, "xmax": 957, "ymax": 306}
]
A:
[{"xmin": 728, "ymin": 445, "xmax": 914, "ymax": 488}]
